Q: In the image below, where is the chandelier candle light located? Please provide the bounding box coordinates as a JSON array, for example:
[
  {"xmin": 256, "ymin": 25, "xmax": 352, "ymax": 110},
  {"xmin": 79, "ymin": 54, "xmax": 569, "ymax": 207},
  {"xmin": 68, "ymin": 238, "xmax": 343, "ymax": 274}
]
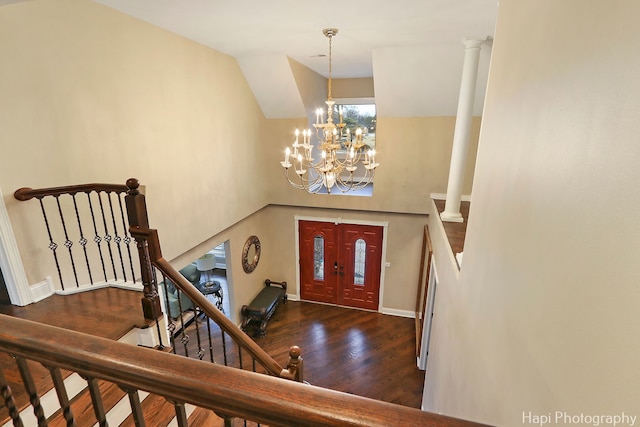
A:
[{"xmin": 280, "ymin": 28, "xmax": 379, "ymax": 194}]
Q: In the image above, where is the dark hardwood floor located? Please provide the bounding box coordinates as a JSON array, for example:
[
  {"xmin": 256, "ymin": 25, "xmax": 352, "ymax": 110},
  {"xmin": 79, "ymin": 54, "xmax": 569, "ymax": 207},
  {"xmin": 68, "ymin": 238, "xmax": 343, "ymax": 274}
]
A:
[
  {"xmin": 434, "ymin": 199, "xmax": 470, "ymax": 255},
  {"xmin": 175, "ymin": 300, "xmax": 425, "ymax": 409},
  {"xmin": 257, "ymin": 300, "xmax": 425, "ymax": 408},
  {"xmin": 0, "ymin": 288, "xmax": 146, "ymax": 424},
  {"xmin": 1, "ymin": 287, "xmax": 424, "ymax": 425},
  {"xmin": 0, "ymin": 287, "xmax": 148, "ymax": 340}
]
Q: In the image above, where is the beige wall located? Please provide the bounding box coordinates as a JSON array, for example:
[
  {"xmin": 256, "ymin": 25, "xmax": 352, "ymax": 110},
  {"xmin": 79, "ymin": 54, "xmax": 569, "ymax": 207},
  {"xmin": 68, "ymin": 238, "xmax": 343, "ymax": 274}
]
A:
[
  {"xmin": 288, "ymin": 58, "xmax": 327, "ymax": 123},
  {"xmin": 0, "ymin": 0, "xmax": 481, "ymax": 333},
  {"xmin": 261, "ymin": 205, "xmax": 428, "ymax": 312},
  {"xmin": 423, "ymin": 0, "xmax": 640, "ymax": 423},
  {"xmin": 0, "ymin": 0, "xmax": 269, "ymax": 283},
  {"xmin": 268, "ymin": 116, "xmax": 480, "ymax": 213},
  {"xmin": 169, "ymin": 204, "xmax": 427, "ymax": 321},
  {"xmin": 332, "ymin": 78, "xmax": 375, "ymax": 99},
  {"xmin": 168, "ymin": 207, "xmax": 271, "ymax": 324}
]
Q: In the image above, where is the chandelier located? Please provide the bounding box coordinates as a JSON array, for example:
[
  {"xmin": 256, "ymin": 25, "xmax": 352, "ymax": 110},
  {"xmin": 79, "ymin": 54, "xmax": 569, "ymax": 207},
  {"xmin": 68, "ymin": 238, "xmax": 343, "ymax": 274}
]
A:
[{"xmin": 280, "ymin": 28, "xmax": 379, "ymax": 194}]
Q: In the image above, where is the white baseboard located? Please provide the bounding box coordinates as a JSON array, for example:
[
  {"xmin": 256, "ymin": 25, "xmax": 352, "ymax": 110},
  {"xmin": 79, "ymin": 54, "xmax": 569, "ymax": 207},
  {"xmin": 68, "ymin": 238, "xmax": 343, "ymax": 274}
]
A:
[
  {"xmin": 430, "ymin": 193, "xmax": 472, "ymax": 202},
  {"xmin": 30, "ymin": 276, "xmax": 54, "ymax": 302},
  {"xmin": 55, "ymin": 280, "xmax": 143, "ymax": 296},
  {"xmin": 380, "ymin": 307, "xmax": 415, "ymax": 318}
]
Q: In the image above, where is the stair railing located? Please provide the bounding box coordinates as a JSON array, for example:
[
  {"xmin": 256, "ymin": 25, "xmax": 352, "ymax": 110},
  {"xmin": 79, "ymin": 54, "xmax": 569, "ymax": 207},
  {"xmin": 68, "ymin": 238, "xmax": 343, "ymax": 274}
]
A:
[
  {"xmin": 15, "ymin": 179, "xmax": 302, "ymax": 382},
  {"xmin": 14, "ymin": 183, "xmax": 138, "ymax": 292},
  {"xmin": 131, "ymin": 225, "xmax": 302, "ymax": 381},
  {"xmin": 124, "ymin": 178, "xmax": 302, "ymax": 381},
  {"xmin": 0, "ymin": 314, "xmax": 482, "ymax": 427}
]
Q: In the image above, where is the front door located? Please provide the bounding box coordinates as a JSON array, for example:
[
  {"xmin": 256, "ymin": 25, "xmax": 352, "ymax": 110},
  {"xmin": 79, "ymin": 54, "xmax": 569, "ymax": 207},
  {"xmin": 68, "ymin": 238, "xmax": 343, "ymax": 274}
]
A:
[{"xmin": 299, "ymin": 220, "xmax": 383, "ymax": 311}]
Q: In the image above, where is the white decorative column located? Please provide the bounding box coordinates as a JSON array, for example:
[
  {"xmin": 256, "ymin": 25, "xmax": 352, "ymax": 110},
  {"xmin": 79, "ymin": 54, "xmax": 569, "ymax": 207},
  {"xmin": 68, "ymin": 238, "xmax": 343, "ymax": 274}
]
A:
[{"xmin": 441, "ymin": 39, "xmax": 483, "ymax": 223}]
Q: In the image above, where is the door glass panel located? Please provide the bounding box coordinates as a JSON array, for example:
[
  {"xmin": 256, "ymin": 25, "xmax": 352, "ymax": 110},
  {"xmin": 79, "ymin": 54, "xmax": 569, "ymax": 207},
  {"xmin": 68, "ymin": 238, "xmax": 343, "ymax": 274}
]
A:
[
  {"xmin": 314, "ymin": 235, "xmax": 324, "ymax": 280},
  {"xmin": 354, "ymin": 238, "xmax": 366, "ymax": 285}
]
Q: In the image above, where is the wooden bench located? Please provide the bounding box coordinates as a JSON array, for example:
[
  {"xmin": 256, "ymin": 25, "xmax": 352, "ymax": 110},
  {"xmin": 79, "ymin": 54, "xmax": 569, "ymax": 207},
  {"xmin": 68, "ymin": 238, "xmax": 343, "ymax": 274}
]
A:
[{"xmin": 240, "ymin": 279, "xmax": 287, "ymax": 337}]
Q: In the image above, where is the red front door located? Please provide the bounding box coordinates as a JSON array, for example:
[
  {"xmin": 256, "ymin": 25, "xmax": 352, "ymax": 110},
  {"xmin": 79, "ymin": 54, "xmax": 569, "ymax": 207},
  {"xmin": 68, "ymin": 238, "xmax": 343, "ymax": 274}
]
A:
[{"xmin": 299, "ymin": 220, "xmax": 383, "ymax": 311}]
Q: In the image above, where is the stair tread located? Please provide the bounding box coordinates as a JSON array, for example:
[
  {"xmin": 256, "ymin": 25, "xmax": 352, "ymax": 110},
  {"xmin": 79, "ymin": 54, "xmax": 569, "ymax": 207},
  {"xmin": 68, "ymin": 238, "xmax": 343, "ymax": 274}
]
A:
[
  {"xmin": 119, "ymin": 393, "xmax": 176, "ymax": 427},
  {"xmin": 47, "ymin": 379, "xmax": 125, "ymax": 427},
  {"xmin": 188, "ymin": 407, "xmax": 226, "ymax": 426}
]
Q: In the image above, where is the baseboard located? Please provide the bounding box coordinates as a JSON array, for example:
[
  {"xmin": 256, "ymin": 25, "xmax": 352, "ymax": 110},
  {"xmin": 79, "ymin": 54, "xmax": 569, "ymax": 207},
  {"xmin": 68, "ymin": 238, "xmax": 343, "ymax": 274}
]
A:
[
  {"xmin": 30, "ymin": 276, "xmax": 54, "ymax": 302},
  {"xmin": 380, "ymin": 307, "xmax": 415, "ymax": 318},
  {"xmin": 286, "ymin": 293, "xmax": 299, "ymax": 302},
  {"xmin": 55, "ymin": 281, "xmax": 143, "ymax": 296},
  {"xmin": 430, "ymin": 193, "xmax": 472, "ymax": 202}
]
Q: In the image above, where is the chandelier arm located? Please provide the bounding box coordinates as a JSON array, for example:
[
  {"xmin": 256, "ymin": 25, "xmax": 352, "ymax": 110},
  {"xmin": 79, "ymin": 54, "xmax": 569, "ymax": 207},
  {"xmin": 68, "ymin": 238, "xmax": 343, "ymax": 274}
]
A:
[
  {"xmin": 280, "ymin": 28, "xmax": 379, "ymax": 195},
  {"xmin": 283, "ymin": 168, "xmax": 325, "ymax": 194}
]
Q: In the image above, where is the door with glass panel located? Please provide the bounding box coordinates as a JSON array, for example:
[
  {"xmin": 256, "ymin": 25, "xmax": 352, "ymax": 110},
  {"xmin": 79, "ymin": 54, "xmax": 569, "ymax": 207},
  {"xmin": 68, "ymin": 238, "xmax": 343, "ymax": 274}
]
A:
[{"xmin": 299, "ymin": 220, "xmax": 383, "ymax": 310}]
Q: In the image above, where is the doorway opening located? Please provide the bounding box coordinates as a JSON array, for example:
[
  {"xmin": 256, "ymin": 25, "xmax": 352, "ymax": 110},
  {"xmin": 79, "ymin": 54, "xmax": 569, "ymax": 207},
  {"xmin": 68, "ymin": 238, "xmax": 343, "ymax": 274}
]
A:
[
  {"xmin": 297, "ymin": 219, "xmax": 386, "ymax": 311},
  {"xmin": 198, "ymin": 241, "xmax": 234, "ymax": 321}
]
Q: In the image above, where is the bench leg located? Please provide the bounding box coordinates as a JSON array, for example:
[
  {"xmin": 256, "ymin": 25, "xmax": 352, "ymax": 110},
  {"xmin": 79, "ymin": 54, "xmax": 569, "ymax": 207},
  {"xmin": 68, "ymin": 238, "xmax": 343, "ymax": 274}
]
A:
[{"xmin": 259, "ymin": 320, "xmax": 268, "ymax": 337}]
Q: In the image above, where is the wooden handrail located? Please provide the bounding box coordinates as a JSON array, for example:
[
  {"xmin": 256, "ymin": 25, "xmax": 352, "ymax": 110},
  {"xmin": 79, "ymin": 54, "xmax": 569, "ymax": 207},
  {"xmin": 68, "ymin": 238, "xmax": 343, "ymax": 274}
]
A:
[
  {"xmin": 0, "ymin": 314, "xmax": 484, "ymax": 427},
  {"xmin": 14, "ymin": 183, "xmax": 129, "ymax": 201},
  {"xmin": 129, "ymin": 226, "xmax": 295, "ymax": 379},
  {"xmin": 154, "ymin": 258, "xmax": 289, "ymax": 377}
]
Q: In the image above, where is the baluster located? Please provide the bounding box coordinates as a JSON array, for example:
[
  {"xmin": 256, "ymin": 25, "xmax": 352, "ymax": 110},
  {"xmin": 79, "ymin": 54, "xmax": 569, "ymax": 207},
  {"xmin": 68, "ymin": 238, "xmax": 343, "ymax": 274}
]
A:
[
  {"xmin": 72, "ymin": 193, "xmax": 94, "ymax": 285},
  {"xmin": 97, "ymin": 192, "xmax": 118, "ymax": 281},
  {"xmin": 170, "ymin": 400, "xmax": 188, "ymax": 427},
  {"xmin": 107, "ymin": 192, "xmax": 127, "ymax": 282},
  {"xmin": 0, "ymin": 367, "xmax": 24, "ymax": 427},
  {"xmin": 47, "ymin": 366, "xmax": 76, "ymax": 426},
  {"xmin": 117, "ymin": 193, "xmax": 137, "ymax": 283},
  {"xmin": 221, "ymin": 330, "xmax": 228, "ymax": 366},
  {"xmin": 160, "ymin": 273, "xmax": 177, "ymax": 352},
  {"xmin": 87, "ymin": 192, "xmax": 108, "ymax": 282},
  {"xmin": 193, "ymin": 306, "xmax": 205, "ymax": 360},
  {"xmin": 84, "ymin": 376, "xmax": 108, "ymax": 427},
  {"xmin": 175, "ymin": 290, "xmax": 190, "ymax": 357},
  {"xmin": 238, "ymin": 344, "xmax": 243, "ymax": 370},
  {"xmin": 122, "ymin": 388, "xmax": 146, "ymax": 427},
  {"xmin": 38, "ymin": 197, "xmax": 65, "ymax": 289},
  {"xmin": 15, "ymin": 356, "xmax": 47, "ymax": 426},
  {"xmin": 152, "ymin": 267, "xmax": 165, "ymax": 351},
  {"xmin": 206, "ymin": 314, "xmax": 215, "ymax": 363},
  {"xmin": 55, "ymin": 195, "xmax": 80, "ymax": 287}
]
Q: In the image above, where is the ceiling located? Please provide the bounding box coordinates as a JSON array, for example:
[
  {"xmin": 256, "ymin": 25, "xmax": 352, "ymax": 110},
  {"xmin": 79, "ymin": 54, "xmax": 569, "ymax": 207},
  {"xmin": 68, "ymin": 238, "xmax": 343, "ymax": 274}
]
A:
[
  {"xmin": 2, "ymin": 0, "xmax": 499, "ymax": 118},
  {"xmin": 92, "ymin": 0, "xmax": 499, "ymax": 79}
]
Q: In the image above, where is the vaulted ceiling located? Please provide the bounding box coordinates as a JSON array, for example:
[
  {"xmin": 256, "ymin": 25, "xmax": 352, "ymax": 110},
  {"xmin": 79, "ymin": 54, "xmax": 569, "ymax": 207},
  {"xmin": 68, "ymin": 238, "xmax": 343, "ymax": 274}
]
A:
[{"xmin": 92, "ymin": 1, "xmax": 499, "ymax": 118}]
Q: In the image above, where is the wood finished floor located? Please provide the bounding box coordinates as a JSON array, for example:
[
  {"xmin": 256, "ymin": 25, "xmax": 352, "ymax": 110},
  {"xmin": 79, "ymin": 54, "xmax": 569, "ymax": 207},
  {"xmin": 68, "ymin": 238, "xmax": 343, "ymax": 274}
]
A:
[
  {"xmin": 0, "ymin": 288, "xmax": 146, "ymax": 424},
  {"xmin": 1, "ymin": 287, "xmax": 424, "ymax": 425},
  {"xmin": 256, "ymin": 300, "xmax": 425, "ymax": 408},
  {"xmin": 434, "ymin": 199, "xmax": 470, "ymax": 255}
]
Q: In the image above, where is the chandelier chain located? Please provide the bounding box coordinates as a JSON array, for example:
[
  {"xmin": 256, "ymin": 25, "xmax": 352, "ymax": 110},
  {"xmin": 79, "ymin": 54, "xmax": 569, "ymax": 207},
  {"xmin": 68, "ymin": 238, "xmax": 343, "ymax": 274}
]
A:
[
  {"xmin": 328, "ymin": 33, "xmax": 333, "ymax": 100},
  {"xmin": 279, "ymin": 28, "xmax": 379, "ymax": 194}
]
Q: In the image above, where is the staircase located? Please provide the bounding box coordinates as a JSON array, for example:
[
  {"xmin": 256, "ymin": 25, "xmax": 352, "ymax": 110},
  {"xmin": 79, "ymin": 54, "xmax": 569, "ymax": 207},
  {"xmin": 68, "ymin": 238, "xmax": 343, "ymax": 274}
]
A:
[
  {"xmin": 6, "ymin": 372, "xmax": 228, "ymax": 426},
  {"xmin": 1, "ymin": 179, "xmax": 487, "ymax": 426}
]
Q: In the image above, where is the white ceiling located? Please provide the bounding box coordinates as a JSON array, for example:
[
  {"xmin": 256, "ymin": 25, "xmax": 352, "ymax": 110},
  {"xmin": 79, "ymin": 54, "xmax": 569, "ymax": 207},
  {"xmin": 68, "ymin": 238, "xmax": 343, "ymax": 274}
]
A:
[
  {"xmin": 92, "ymin": 0, "xmax": 498, "ymax": 79},
  {"xmin": 4, "ymin": 0, "xmax": 497, "ymax": 118}
]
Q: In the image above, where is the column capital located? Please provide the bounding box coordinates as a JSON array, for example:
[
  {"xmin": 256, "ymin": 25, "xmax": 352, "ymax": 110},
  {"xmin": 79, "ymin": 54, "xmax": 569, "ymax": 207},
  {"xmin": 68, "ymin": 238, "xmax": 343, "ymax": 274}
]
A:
[{"xmin": 462, "ymin": 39, "xmax": 484, "ymax": 49}]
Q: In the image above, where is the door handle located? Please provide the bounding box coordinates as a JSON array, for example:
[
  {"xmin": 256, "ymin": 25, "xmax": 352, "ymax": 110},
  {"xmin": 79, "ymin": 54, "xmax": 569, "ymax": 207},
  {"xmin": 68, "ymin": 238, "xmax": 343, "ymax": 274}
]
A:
[
  {"xmin": 333, "ymin": 262, "xmax": 339, "ymax": 275},
  {"xmin": 339, "ymin": 265, "xmax": 345, "ymax": 276}
]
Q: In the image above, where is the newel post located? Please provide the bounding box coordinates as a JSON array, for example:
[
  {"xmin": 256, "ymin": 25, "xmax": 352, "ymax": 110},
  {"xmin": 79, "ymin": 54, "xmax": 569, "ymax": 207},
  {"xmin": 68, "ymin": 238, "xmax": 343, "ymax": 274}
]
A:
[
  {"xmin": 125, "ymin": 178, "xmax": 162, "ymax": 320},
  {"xmin": 286, "ymin": 346, "xmax": 304, "ymax": 382}
]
